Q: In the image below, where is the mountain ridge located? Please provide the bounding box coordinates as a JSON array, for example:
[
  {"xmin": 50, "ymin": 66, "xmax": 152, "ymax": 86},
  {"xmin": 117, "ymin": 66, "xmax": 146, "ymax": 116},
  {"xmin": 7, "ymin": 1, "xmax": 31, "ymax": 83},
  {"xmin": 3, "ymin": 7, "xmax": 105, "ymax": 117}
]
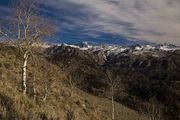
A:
[{"xmin": 45, "ymin": 42, "xmax": 180, "ymax": 120}]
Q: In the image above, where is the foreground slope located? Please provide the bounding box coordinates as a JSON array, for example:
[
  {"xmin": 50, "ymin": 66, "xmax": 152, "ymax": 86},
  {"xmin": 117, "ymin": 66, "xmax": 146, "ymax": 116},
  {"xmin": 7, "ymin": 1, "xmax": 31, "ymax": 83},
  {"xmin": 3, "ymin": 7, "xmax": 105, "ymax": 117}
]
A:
[{"xmin": 0, "ymin": 43, "xmax": 146, "ymax": 120}]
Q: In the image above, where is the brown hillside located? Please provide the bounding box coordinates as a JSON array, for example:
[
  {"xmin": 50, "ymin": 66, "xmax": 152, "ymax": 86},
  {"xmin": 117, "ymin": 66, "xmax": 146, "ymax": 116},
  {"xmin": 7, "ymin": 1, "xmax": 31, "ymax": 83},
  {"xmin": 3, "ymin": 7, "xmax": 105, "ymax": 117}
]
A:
[{"xmin": 0, "ymin": 43, "xmax": 147, "ymax": 120}]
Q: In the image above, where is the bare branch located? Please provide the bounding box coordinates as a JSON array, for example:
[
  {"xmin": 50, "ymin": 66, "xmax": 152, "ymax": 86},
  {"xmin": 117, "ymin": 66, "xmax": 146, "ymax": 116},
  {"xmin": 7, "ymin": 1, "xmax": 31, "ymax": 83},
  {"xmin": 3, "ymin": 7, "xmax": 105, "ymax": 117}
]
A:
[{"xmin": 0, "ymin": 0, "xmax": 56, "ymax": 95}]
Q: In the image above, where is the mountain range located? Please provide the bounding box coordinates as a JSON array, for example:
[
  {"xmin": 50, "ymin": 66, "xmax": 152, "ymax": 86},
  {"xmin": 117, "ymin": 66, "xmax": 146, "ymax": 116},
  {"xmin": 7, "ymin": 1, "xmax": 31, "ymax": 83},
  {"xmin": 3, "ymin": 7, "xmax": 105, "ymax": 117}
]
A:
[
  {"xmin": 46, "ymin": 41, "xmax": 180, "ymax": 59},
  {"xmin": 44, "ymin": 41, "xmax": 180, "ymax": 120}
]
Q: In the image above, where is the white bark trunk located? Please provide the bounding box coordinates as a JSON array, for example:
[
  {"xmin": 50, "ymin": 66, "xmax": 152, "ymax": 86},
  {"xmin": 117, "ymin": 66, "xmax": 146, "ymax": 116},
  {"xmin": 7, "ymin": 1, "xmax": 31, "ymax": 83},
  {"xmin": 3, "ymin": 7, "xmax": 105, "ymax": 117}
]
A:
[
  {"xmin": 112, "ymin": 88, "xmax": 115, "ymax": 120},
  {"xmin": 22, "ymin": 51, "xmax": 28, "ymax": 95},
  {"xmin": 33, "ymin": 74, "xmax": 36, "ymax": 102},
  {"xmin": 43, "ymin": 84, "xmax": 48, "ymax": 101},
  {"xmin": 112, "ymin": 96, "xmax": 115, "ymax": 120}
]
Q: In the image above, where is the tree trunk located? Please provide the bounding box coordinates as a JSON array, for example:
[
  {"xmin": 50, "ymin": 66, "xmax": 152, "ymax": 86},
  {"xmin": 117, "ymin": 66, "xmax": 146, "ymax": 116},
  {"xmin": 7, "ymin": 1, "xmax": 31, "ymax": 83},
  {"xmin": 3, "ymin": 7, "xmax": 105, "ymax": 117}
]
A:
[
  {"xmin": 112, "ymin": 95, "xmax": 115, "ymax": 120},
  {"xmin": 43, "ymin": 84, "xmax": 48, "ymax": 101},
  {"xmin": 33, "ymin": 74, "xmax": 36, "ymax": 102},
  {"xmin": 22, "ymin": 51, "xmax": 28, "ymax": 95},
  {"xmin": 112, "ymin": 88, "xmax": 115, "ymax": 120}
]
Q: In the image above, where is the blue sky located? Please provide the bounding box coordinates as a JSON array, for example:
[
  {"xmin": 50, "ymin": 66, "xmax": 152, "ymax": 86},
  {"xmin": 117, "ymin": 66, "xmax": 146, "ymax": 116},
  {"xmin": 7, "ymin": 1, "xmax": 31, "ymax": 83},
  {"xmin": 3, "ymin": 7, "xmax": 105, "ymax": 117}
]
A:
[{"xmin": 0, "ymin": 0, "xmax": 180, "ymax": 45}]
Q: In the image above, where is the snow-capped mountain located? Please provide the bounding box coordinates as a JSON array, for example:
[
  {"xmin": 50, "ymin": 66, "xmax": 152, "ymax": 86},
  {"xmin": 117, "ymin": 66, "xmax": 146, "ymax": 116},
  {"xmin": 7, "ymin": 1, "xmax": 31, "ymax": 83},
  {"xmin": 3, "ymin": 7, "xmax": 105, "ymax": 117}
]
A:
[
  {"xmin": 59, "ymin": 41, "xmax": 179, "ymax": 53},
  {"xmin": 47, "ymin": 41, "xmax": 180, "ymax": 60},
  {"xmin": 156, "ymin": 43, "xmax": 180, "ymax": 51}
]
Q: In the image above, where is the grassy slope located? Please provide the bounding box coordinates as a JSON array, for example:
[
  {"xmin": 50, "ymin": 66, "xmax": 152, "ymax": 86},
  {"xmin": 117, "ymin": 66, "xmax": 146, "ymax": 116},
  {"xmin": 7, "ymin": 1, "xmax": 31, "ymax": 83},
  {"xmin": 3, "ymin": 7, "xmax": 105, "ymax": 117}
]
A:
[{"xmin": 0, "ymin": 43, "xmax": 147, "ymax": 120}]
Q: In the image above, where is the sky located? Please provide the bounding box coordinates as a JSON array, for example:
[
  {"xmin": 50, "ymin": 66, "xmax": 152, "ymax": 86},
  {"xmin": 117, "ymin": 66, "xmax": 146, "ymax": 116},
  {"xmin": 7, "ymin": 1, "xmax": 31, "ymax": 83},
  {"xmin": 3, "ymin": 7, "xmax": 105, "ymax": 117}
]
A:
[{"xmin": 0, "ymin": 0, "xmax": 180, "ymax": 46}]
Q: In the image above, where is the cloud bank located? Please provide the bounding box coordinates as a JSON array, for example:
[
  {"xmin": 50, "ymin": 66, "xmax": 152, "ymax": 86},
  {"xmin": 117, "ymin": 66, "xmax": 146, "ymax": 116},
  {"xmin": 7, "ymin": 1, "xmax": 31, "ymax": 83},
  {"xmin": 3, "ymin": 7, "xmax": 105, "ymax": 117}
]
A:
[
  {"xmin": 41, "ymin": 0, "xmax": 180, "ymax": 45},
  {"xmin": 0, "ymin": 0, "xmax": 180, "ymax": 45}
]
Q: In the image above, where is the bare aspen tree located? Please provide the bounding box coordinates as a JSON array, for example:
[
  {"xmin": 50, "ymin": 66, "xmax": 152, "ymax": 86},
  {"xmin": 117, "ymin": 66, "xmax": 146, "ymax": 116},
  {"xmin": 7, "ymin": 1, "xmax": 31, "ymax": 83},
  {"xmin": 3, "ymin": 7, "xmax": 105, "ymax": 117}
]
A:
[
  {"xmin": 42, "ymin": 65, "xmax": 51, "ymax": 102},
  {"xmin": 0, "ymin": 0, "xmax": 55, "ymax": 95},
  {"xmin": 43, "ymin": 84, "xmax": 48, "ymax": 101},
  {"xmin": 66, "ymin": 73, "xmax": 79, "ymax": 96},
  {"xmin": 106, "ymin": 70, "xmax": 120, "ymax": 120},
  {"xmin": 29, "ymin": 48, "xmax": 42, "ymax": 102},
  {"xmin": 66, "ymin": 75, "xmax": 75, "ymax": 96},
  {"xmin": 145, "ymin": 98, "xmax": 162, "ymax": 120},
  {"xmin": 41, "ymin": 61, "xmax": 59, "ymax": 102}
]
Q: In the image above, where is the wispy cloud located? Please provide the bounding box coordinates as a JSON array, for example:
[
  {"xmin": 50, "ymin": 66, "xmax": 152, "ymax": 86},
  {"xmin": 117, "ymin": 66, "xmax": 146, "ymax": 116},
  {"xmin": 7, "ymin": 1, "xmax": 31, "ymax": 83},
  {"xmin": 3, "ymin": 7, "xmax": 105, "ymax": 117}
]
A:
[
  {"xmin": 40, "ymin": 0, "xmax": 180, "ymax": 45},
  {"xmin": 0, "ymin": 0, "xmax": 180, "ymax": 45}
]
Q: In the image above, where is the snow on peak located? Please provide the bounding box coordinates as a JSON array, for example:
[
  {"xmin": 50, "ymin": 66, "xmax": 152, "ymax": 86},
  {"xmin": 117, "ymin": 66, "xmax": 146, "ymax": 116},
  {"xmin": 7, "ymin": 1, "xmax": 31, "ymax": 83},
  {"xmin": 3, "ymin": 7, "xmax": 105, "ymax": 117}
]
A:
[
  {"xmin": 134, "ymin": 46, "xmax": 143, "ymax": 51},
  {"xmin": 143, "ymin": 45, "xmax": 155, "ymax": 50},
  {"xmin": 157, "ymin": 43, "xmax": 180, "ymax": 51},
  {"xmin": 50, "ymin": 41, "xmax": 180, "ymax": 57}
]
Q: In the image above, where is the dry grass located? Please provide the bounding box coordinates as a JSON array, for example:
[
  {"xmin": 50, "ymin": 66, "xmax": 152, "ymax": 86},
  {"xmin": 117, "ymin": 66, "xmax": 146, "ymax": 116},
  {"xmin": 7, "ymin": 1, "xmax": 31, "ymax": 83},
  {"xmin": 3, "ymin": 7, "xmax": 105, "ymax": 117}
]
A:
[{"xmin": 0, "ymin": 43, "xmax": 148, "ymax": 120}]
